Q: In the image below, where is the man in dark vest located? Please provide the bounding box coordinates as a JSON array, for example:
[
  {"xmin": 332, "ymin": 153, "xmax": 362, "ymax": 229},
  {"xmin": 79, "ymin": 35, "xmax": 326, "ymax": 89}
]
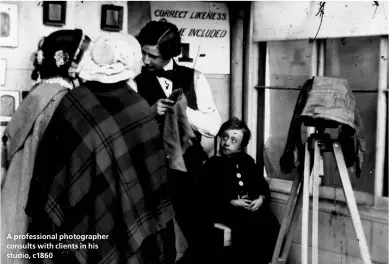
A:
[{"xmin": 135, "ymin": 20, "xmax": 221, "ymax": 263}]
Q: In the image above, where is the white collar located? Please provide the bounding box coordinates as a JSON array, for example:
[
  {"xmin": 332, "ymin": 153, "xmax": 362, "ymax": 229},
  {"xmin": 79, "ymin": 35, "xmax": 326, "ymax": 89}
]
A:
[
  {"xmin": 38, "ymin": 77, "xmax": 73, "ymax": 90},
  {"xmin": 163, "ymin": 59, "xmax": 174, "ymax": 71}
]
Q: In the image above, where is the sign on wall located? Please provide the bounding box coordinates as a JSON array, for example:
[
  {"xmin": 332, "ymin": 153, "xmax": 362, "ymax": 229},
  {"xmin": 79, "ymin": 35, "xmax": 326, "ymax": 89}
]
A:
[
  {"xmin": 150, "ymin": 2, "xmax": 230, "ymax": 74},
  {"xmin": 253, "ymin": 1, "xmax": 388, "ymax": 42}
]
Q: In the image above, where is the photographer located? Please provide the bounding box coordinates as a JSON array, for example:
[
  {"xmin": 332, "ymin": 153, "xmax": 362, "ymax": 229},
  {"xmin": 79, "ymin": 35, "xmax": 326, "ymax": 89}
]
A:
[{"xmin": 135, "ymin": 20, "xmax": 221, "ymax": 264}]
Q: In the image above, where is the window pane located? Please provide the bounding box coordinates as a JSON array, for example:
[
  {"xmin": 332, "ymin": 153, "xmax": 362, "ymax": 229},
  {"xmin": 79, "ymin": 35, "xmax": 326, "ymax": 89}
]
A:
[
  {"xmin": 268, "ymin": 40, "xmax": 313, "ymax": 87},
  {"xmin": 319, "ymin": 93, "xmax": 377, "ymax": 194},
  {"xmin": 326, "ymin": 37, "xmax": 380, "ymax": 90},
  {"xmin": 264, "ymin": 40, "xmax": 313, "ymax": 181},
  {"xmin": 325, "ymin": 37, "xmax": 380, "ymax": 194}
]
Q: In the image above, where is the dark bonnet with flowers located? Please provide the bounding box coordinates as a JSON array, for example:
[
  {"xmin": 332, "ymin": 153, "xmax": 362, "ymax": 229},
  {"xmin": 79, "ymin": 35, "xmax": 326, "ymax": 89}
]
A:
[{"xmin": 31, "ymin": 29, "xmax": 90, "ymax": 81}]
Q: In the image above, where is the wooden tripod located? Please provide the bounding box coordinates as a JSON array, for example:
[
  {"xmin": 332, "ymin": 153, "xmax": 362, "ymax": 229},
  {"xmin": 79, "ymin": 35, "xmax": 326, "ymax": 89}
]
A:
[{"xmin": 271, "ymin": 123, "xmax": 372, "ymax": 264}]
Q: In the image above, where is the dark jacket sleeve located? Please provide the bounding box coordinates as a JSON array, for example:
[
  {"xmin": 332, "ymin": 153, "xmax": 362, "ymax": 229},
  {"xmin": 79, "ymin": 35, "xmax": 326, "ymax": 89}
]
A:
[{"xmin": 279, "ymin": 78, "xmax": 313, "ymax": 174}]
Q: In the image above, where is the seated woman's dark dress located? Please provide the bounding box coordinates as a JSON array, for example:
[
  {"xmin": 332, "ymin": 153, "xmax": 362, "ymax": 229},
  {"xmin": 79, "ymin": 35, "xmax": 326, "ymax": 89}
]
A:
[{"xmin": 204, "ymin": 151, "xmax": 280, "ymax": 264}]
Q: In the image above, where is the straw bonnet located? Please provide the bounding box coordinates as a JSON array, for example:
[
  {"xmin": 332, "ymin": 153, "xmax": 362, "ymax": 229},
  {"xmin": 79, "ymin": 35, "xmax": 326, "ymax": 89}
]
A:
[{"xmin": 78, "ymin": 33, "xmax": 142, "ymax": 84}]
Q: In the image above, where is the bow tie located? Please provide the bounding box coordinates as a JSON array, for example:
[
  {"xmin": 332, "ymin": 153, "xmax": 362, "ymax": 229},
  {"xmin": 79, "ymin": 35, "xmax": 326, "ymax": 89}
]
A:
[
  {"xmin": 156, "ymin": 69, "xmax": 175, "ymax": 80},
  {"xmin": 151, "ymin": 69, "xmax": 175, "ymax": 80}
]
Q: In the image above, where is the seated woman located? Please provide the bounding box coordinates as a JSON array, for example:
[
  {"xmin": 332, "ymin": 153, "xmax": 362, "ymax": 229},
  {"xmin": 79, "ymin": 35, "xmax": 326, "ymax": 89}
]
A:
[{"xmin": 204, "ymin": 117, "xmax": 280, "ymax": 264}]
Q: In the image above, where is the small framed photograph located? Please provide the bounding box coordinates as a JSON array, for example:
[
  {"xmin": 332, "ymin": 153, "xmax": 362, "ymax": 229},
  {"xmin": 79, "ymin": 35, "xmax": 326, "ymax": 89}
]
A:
[
  {"xmin": 0, "ymin": 91, "xmax": 20, "ymax": 122},
  {"xmin": 43, "ymin": 1, "xmax": 66, "ymax": 27},
  {"xmin": 0, "ymin": 3, "xmax": 18, "ymax": 47},
  {"xmin": 101, "ymin": 4, "xmax": 123, "ymax": 32}
]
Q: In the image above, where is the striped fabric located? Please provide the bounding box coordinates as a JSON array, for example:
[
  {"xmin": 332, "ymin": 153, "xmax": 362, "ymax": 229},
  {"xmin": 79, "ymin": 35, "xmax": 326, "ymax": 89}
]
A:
[{"xmin": 25, "ymin": 81, "xmax": 175, "ymax": 264}]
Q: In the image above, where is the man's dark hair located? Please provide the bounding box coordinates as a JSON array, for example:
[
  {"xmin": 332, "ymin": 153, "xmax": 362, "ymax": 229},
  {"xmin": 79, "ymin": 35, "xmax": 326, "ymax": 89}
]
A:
[
  {"xmin": 217, "ymin": 117, "xmax": 252, "ymax": 148},
  {"xmin": 137, "ymin": 20, "xmax": 181, "ymax": 60}
]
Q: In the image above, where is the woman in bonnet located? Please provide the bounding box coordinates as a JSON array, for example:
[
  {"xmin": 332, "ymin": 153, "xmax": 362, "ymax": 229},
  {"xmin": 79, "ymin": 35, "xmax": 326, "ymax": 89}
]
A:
[
  {"xmin": 1, "ymin": 29, "xmax": 90, "ymax": 264},
  {"xmin": 25, "ymin": 34, "xmax": 176, "ymax": 264}
]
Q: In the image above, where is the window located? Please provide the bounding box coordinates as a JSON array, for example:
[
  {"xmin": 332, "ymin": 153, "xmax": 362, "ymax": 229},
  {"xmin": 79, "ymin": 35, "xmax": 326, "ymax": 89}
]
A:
[{"xmin": 261, "ymin": 36, "xmax": 388, "ymax": 198}]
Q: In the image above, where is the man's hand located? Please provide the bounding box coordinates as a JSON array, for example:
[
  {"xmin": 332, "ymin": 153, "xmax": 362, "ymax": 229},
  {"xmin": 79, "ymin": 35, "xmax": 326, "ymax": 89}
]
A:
[
  {"xmin": 152, "ymin": 98, "xmax": 175, "ymax": 116},
  {"xmin": 230, "ymin": 199, "xmax": 252, "ymax": 210},
  {"xmin": 249, "ymin": 195, "xmax": 265, "ymax": 212}
]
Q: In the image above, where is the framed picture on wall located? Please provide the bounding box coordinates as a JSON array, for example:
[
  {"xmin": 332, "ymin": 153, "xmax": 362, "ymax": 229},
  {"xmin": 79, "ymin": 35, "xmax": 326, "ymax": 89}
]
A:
[
  {"xmin": 43, "ymin": 1, "xmax": 66, "ymax": 27},
  {"xmin": 0, "ymin": 91, "xmax": 20, "ymax": 123},
  {"xmin": 101, "ymin": 4, "xmax": 123, "ymax": 32},
  {"xmin": 0, "ymin": 3, "xmax": 18, "ymax": 47}
]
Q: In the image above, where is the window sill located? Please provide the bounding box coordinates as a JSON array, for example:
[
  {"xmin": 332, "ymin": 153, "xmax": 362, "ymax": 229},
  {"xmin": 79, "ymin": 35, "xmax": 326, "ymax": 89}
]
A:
[{"xmin": 267, "ymin": 177, "xmax": 388, "ymax": 223}]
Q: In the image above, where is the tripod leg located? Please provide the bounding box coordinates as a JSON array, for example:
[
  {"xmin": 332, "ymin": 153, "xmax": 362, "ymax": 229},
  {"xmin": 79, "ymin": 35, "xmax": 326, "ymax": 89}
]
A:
[
  {"xmin": 271, "ymin": 168, "xmax": 302, "ymax": 264},
  {"xmin": 280, "ymin": 179, "xmax": 304, "ymax": 262},
  {"xmin": 333, "ymin": 142, "xmax": 372, "ymax": 264},
  {"xmin": 301, "ymin": 142, "xmax": 311, "ymax": 264},
  {"xmin": 312, "ymin": 140, "xmax": 322, "ymax": 264}
]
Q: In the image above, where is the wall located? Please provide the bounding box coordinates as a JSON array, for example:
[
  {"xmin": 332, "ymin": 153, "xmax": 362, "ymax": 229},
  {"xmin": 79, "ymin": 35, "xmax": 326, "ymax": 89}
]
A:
[
  {"xmin": 0, "ymin": 1, "xmax": 229, "ymax": 155},
  {"xmin": 269, "ymin": 194, "xmax": 388, "ymax": 264},
  {"xmin": 74, "ymin": 1, "xmax": 128, "ymax": 41},
  {"xmin": 0, "ymin": 1, "xmax": 128, "ymax": 93}
]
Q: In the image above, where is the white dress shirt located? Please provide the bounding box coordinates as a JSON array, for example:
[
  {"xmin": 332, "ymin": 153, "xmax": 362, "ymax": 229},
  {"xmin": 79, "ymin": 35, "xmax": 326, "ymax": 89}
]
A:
[
  {"xmin": 157, "ymin": 60, "xmax": 174, "ymax": 98},
  {"xmin": 185, "ymin": 71, "xmax": 221, "ymax": 138},
  {"xmin": 133, "ymin": 59, "xmax": 221, "ymax": 138}
]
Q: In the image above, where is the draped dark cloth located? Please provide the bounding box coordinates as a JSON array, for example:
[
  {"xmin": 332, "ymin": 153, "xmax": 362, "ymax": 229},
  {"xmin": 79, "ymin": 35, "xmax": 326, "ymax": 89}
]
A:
[
  {"xmin": 25, "ymin": 81, "xmax": 175, "ymax": 264},
  {"xmin": 280, "ymin": 76, "xmax": 366, "ymax": 176}
]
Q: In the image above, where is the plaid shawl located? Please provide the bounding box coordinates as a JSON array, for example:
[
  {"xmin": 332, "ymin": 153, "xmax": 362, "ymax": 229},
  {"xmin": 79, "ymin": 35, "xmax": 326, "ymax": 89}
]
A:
[{"xmin": 25, "ymin": 81, "xmax": 175, "ymax": 264}]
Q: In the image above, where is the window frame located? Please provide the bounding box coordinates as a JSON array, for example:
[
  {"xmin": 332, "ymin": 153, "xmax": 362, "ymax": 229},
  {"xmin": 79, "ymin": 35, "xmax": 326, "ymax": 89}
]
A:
[{"xmin": 249, "ymin": 36, "xmax": 388, "ymax": 209}]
